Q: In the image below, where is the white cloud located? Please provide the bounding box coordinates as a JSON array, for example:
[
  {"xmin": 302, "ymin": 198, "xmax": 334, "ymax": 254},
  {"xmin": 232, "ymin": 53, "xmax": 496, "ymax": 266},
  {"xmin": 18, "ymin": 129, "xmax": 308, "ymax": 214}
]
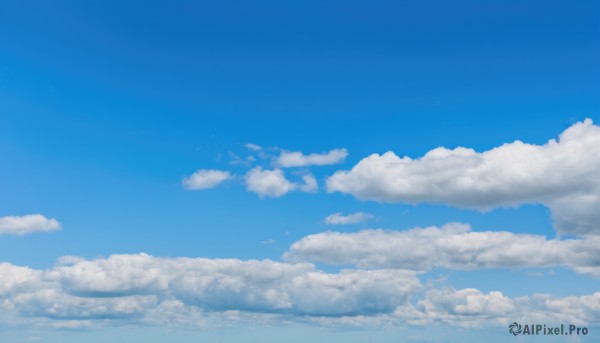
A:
[
  {"xmin": 182, "ymin": 169, "xmax": 231, "ymax": 190},
  {"xmin": 324, "ymin": 212, "xmax": 373, "ymax": 225},
  {"xmin": 327, "ymin": 119, "xmax": 600, "ymax": 235},
  {"xmin": 0, "ymin": 263, "xmax": 42, "ymax": 295},
  {"xmin": 399, "ymin": 287, "xmax": 517, "ymax": 327},
  {"xmin": 0, "ymin": 215, "xmax": 60, "ymax": 236},
  {"xmin": 284, "ymin": 223, "xmax": 600, "ymax": 277},
  {"xmin": 245, "ymin": 168, "xmax": 318, "ymax": 197},
  {"xmin": 277, "ymin": 148, "xmax": 348, "ymax": 168},
  {"xmin": 245, "ymin": 168, "xmax": 296, "ymax": 198}
]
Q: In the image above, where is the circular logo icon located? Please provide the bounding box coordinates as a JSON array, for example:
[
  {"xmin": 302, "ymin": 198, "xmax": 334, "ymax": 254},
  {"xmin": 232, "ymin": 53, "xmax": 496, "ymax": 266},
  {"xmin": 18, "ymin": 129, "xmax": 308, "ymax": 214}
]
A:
[{"xmin": 509, "ymin": 322, "xmax": 522, "ymax": 336}]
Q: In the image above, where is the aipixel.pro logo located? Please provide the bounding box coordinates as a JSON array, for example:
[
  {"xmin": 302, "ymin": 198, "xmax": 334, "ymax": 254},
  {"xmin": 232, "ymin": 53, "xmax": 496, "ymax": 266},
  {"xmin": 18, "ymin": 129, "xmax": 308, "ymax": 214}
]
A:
[{"xmin": 509, "ymin": 322, "xmax": 589, "ymax": 336}]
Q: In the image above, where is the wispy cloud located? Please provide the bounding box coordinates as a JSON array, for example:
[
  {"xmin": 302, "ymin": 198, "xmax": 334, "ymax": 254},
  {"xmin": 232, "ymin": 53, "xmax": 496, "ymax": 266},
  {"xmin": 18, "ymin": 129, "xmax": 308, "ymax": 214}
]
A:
[
  {"xmin": 0, "ymin": 214, "xmax": 61, "ymax": 236},
  {"xmin": 277, "ymin": 148, "xmax": 348, "ymax": 168},
  {"xmin": 327, "ymin": 119, "xmax": 600, "ymax": 236},
  {"xmin": 261, "ymin": 239, "xmax": 276, "ymax": 245},
  {"xmin": 299, "ymin": 174, "xmax": 318, "ymax": 193},
  {"xmin": 244, "ymin": 143, "xmax": 262, "ymax": 151},
  {"xmin": 324, "ymin": 212, "xmax": 373, "ymax": 225},
  {"xmin": 182, "ymin": 169, "xmax": 231, "ymax": 190}
]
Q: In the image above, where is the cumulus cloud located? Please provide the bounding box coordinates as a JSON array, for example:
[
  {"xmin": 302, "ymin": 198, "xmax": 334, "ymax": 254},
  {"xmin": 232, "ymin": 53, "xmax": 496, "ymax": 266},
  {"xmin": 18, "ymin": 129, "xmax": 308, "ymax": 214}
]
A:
[
  {"xmin": 398, "ymin": 287, "xmax": 517, "ymax": 327},
  {"xmin": 182, "ymin": 169, "xmax": 231, "ymax": 190},
  {"xmin": 404, "ymin": 287, "xmax": 600, "ymax": 327},
  {"xmin": 245, "ymin": 168, "xmax": 318, "ymax": 197},
  {"xmin": 0, "ymin": 214, "xmax": 61, "ymax": 236},
  {"xmin": 0, "ymin": 254, "xmax": 420, "ymax": 325},
  {"xmin": 277, "ymin": 148, "xmax": 348, "ymax": 168},
  {"xmin": 284, "ymin": 223, "xmax": 600, "ymax": 277},
  {"xmin": 397, "ymin": 287, "xmax": 600, "ymax": 328},
  {"xmin": 245, "ymin": 168, "xmax": 297, "ymax": 198},
  {"xmin": 324, "ymin": 212, "xmax": 374, "ymax": 225},
  {"xmin": 327, "ymin": 119, "xmax": 600, "ymax": 235}
]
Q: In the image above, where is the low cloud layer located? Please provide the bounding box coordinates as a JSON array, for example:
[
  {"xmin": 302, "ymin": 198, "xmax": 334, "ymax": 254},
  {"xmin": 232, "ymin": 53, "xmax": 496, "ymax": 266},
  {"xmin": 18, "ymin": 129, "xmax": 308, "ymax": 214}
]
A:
[
  {"xmin": 277, "ymin": 148, "xmax": 348, "ymax": 168},
  {"xmin": 1, "ymin": 254, "xmax": 598, "ymax": 329},
  {"xmin": 285, "ymin": 223, "xmax": 600, "ymax": 277},
  {"xmin": 0, "ymin": 254, "xmax": 419, "ymax": 325},
  {"xmin": 0, "ymin": 214, "xmax": 61, "ymax": 236},
  {"xmin": 327, "ymin": 119, "xmax": 600, "ymax": 235}
]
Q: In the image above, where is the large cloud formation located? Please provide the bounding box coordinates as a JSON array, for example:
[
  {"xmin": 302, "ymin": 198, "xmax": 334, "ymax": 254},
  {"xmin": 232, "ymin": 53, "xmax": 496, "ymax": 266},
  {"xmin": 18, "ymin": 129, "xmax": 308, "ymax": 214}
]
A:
[
  {"xmin": 1, "ymin": 254, "xmax": 599, "ymax": 329},
  {"xmin": 0, "ymin": 254, "xmax": 419, "ymax": 324},
  {"xmin": 327, "ymin": 119, "xmax": 600, "ymax": 235},
  {"xmin": 285, "ymin": 223, "xmax": 600, "ymax": 277}
]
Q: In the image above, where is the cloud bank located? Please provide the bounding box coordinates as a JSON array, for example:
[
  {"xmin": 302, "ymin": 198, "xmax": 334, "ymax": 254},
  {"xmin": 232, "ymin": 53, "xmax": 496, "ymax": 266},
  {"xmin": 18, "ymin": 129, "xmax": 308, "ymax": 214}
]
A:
[
  {"xmin": 327, "ymin": 119, "xmax": 600, "ymax": 235},
  {"xmin": 0, "ymin": 254, "xmax": 419, "ymax": 325},
  {"xmin": 0, "ymin": 214, "xmax": 61, "ymax": 236},
  {"xmin": 1, "ymin": 254, "xmax": 599, "ymax": 329}
]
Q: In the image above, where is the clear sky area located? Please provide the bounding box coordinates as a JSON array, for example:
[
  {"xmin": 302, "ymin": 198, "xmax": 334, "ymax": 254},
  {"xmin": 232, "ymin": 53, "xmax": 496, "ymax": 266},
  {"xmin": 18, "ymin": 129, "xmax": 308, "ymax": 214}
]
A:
[{"xmin": 1, "ymin": 1, "xmax": 599, "ymax": 342}]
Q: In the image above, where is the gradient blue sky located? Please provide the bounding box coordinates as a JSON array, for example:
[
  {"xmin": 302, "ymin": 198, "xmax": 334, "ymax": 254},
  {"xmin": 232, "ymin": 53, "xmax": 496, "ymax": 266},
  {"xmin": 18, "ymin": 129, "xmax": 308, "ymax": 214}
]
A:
[{"xmin": 1, "ymin": 1, "xmax": 599, "ymax": 342}]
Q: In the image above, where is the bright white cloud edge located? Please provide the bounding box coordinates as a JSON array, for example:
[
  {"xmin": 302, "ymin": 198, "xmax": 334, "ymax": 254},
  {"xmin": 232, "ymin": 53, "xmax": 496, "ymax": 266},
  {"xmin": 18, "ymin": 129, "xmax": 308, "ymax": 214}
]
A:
[{"xmin": 327, "ymin": 119, "xmax": 600, "ymax": 236}]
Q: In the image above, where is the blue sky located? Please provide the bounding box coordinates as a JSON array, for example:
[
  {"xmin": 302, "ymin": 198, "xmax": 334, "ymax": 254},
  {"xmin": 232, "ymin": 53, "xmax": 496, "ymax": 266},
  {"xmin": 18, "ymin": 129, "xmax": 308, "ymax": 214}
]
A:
[{"xmin": 0, "ymin": 1, "xmax": 599, "ymax": 342}]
